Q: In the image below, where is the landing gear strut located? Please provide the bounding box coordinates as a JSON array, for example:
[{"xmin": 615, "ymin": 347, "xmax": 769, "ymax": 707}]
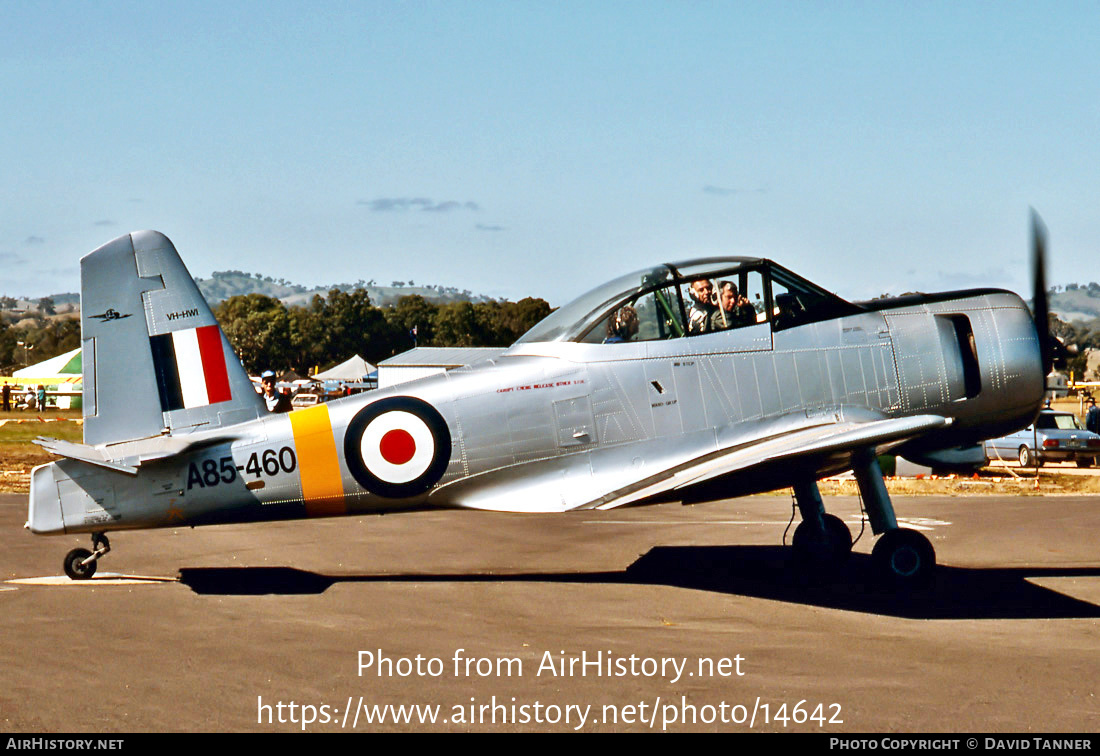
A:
[
  {"xmin": 790, "ymin": 480, "xmax": 853, "ymax": 570},
  {"xmin": 852, "ymin": 450, "xmax": 936, "ymax": 588},
  {"xmin": 63, "ymin": 533, "xmax": 110, "ymax": 581},
  {"xmin": 789, "ymin": 452, "xmax": 937, "ymax": 587}
]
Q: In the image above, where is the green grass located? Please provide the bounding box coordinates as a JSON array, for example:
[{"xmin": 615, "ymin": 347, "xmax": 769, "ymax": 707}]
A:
[
  {"xmin": 0, "ymin": 419, "xmax": 83, "ymax": 445},
  {"xmin": 0, "ymin": 408, "xmax": 82, "ymax": 420},
  {"xmin": 0, "ymin": 416, "xmax": 83, "ymax": 485}
]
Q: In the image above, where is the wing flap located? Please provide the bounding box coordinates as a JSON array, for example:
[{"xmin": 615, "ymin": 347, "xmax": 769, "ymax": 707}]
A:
[{"xmin": 582, "ymin": 413, "xmax": 950, "ymax": 511}]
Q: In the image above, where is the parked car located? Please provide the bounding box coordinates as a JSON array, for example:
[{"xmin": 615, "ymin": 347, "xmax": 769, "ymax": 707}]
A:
[
  {"xmin": 984, "ymin": 410, "xmax": 1100, "ymax": 467},
  {"xmin": 290, "ymin": 392, "xmax": 322, "ymax": 408}
]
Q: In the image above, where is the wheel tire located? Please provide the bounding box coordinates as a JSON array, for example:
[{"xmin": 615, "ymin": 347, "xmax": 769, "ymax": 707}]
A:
[
  {"xmin": 63, "ymin": 548, "xmax": 97, "ymax": 580},
  {"xmin": 1076, "ymin": 457, "xmax": 1093, "ymax": 468},
  {"xmin": 1018, "ymin": 446, "xmax": 1034, "ymax": 467},
  {"xmin": 823, "ymin": 513, "xmax": 853, "ymax": 556},
  {"xmin": 871, "ymin": 528, "xmax": 936, "ymax": 588},
  {"xmin": 792, "ymin": 514, "xmax": 853, "ymax": 571}
]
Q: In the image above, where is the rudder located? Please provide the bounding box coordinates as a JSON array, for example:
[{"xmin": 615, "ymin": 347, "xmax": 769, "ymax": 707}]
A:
[{"xmin": 81, "ymin": 231, "xmax": 264, "ymax": 445}]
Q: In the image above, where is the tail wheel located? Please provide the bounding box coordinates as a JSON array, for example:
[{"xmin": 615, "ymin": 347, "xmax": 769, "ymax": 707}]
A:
[
  {"xmin": 64, "ymin": 548, "xmax": 97, "ymax": 580},
  {"xmin": 871, "ymin": 528, "xmax": 936, "ymax": 588}
]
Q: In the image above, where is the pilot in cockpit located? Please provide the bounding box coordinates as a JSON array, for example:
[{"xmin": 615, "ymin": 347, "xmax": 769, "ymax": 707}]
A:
[{"xmin": 686, "ymin": 279, "xmax": 717, "ymax": 334}]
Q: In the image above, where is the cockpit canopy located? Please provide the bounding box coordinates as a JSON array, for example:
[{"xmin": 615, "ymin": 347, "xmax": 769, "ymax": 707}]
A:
[{"xmin": 515, "ymin": 257, "xmax": 861, "ymax": 345}]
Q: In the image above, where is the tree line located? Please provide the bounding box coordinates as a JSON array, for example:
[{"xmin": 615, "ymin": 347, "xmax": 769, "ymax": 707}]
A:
[
  {"xmin": 214, "ymin": 290, "xmax": 552, "ymax": 374},
  {"xmin": 0, "ymin": 315, "xmax": 80, "ymax": 373},
  {"xmin": 1050, "ymin": 313, "xmax": 1100, "ymax": 380},
  {"xmin": 0, "ymin": 291, "xmax": 552, "ymax": 376}
]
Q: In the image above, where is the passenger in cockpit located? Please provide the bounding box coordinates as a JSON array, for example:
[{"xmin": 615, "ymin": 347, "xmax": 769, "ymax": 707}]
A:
[{"xmin": 710, "ymin": 280, "xmax": 757, "ymax": 331}]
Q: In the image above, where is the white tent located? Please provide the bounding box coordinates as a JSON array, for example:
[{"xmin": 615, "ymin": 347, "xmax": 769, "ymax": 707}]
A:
[
  {"xmin": 9, "ymin": 347, "xmax": 83, "ymax": 409},
  {"xmin": 13, "ymin": 347, "xmax": 82, "ymax": 380},
  {"xmin": 312, "ymin": 354, "xmax": 375, "ymax": 381}
]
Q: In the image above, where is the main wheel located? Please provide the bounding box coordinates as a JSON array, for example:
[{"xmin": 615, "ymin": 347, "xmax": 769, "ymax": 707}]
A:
[
  {"xmin": 1076, "ymin": 457, "xmax": 1093, "ymax": 468},
  {"xmin": 64, "ymin": 548, "xmax": 97, "ymax": 580},
  {"xmin": 823, "ymin": 513, "xmax": 854, "ymax": 556},
  {"xmin": 792, "ymin": 513, "xmax": 853, "ymax": 570},
  {"xmin": 871, "ymin": 528, "xmax": 935, "ymax": 588}
]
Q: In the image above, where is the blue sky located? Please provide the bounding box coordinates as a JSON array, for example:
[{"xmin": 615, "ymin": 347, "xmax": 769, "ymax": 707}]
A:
[{"xmin": 2, "ymin": 1, "xmax": 1098, "ymax": 305}]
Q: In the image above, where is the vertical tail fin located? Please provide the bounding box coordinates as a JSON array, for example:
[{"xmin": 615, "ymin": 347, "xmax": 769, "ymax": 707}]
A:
[{"xmin": 81, "ymin": 231, "xmax": 264, "ymax": 445}]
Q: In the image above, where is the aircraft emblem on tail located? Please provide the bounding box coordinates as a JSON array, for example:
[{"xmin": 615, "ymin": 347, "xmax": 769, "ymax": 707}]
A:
[{"xmin": 89, "ymin": 309, "xmax": 131, "ymax": 321}]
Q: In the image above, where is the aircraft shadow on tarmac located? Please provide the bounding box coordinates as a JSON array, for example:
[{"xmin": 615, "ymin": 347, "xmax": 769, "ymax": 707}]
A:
[{"xmin": 176, "ymin": 546, "xmax": 1100, "ymax": 620}]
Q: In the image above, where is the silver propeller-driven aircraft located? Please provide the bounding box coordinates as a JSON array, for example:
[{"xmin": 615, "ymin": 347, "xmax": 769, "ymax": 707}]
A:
[{"xmin": 27, "ymin": 219, "xmax": 1054, "ymax": 587}]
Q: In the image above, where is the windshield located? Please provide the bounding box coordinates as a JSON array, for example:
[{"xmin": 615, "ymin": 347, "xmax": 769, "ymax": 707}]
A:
[
  {"xmin": 514, "ymin": 256, "xmax": 858, "ymax": 344},
  {"xmin": 515, "ymin": 266, "xmax": 674, "ymax": 344}
]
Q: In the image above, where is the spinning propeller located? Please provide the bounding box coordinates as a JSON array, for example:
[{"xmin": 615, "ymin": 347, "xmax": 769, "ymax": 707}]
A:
[{"xmin": 1031, "ymin": 209, "xmax": 1054, "ymax": 377}]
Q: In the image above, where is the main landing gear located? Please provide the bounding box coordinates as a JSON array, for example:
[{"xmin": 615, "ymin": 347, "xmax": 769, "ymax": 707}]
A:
[
  {"xmin": 791, "ymin": 451, "xmax": 936, "ymax": 588},
  {"xmin": 63, "ymin": 533, "xmax": 111, "ymax": 581},
  {"xmin": 791, "ymin": 482, "xmax": 853, "ymax": 570}
]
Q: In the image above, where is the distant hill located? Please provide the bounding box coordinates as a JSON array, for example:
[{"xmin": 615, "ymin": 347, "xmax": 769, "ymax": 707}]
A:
[
  {"xmin": 1, "ymin": 271, "xmax": 496, "ymax": 318},
  {"xmin": 195, "ymin": 270, "xmax": 494, "ymax": 308},
  {"xmin": 1049, "ymin": 284, "xmax": 1100, "ymax": 324},
  {"xmin": 195, "ymin": 270, "xmax": 307, "ymax": 302}
]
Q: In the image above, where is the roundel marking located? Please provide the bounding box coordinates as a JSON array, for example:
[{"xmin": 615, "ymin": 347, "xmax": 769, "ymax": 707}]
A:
[{"xmin": 344, "ymin": 396, "xmax": 451, "ymax": 498}]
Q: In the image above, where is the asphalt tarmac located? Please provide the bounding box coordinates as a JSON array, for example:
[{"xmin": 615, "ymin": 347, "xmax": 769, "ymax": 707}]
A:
[{"xmin": 2, "ymin": 491, "xmax": 1098, "ymax": 733}]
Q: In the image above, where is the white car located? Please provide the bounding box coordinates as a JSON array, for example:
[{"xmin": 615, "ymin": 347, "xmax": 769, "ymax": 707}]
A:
[
  {"xmin": 984, "ymin": 410, "xmax": 1100, "ymax": 467},
  {"xmin": 290, "ymin": 392, "xmax": 322, "ymax": 408}
]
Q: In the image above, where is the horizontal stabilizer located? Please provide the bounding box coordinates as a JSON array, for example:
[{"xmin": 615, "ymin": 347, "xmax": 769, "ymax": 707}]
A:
[
  {"xmin": 33, "ymin": 438, "xmax": 138, "ymax": 475},
  {"xmin": 35, "ymin": 429, "xmax": 241, "ymax": 474}
]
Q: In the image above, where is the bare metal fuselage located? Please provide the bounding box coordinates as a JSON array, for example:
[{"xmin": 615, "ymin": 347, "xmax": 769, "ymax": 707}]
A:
[{"xmin": 28, "ymin": 289, "xmax": 1041, "ymax": 536}]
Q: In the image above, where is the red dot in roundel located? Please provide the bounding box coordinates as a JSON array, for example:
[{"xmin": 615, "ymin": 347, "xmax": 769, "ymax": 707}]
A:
[{"xmin": 379, "ymin": 428, "xmax": 417, "ymax": 465}]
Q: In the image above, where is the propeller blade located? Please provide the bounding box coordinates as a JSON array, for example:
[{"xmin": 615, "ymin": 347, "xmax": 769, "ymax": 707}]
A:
[{"xmin": 1031, "ymin": 209, "xmax": 1053, "ymax": 376}]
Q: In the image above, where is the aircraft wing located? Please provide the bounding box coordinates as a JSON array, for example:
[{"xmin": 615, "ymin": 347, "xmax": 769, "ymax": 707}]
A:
[
  {"xmin": 433, "ymin": 411, "xmax": 949, "ymax": 513},
  {"xmin": 581, "ymin": 413, "xmax": 950, "ymax": 511}
]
